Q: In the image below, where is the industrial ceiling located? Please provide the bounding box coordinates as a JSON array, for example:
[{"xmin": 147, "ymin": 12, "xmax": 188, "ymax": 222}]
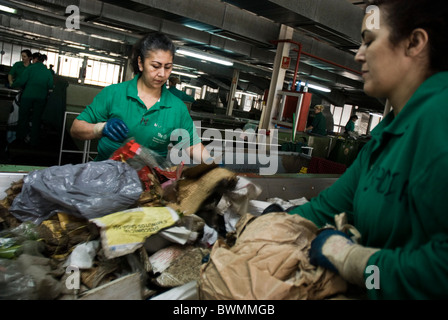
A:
[{"xmin": 0, "ymin": 0, "xmax": 386, "ymax": 113}]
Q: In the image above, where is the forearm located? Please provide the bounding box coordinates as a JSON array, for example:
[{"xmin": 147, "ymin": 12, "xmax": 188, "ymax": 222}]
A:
[
  {"xmin": 186, "ymin": 143, "xmax": 212, "ymax": 164},
  {"xmin": 70, "ymin": 119, "xmax": 101, "ymax": 140},
  {"xmin": 8, "ymin": 74, "xmax": 13, "ymax": 86}
]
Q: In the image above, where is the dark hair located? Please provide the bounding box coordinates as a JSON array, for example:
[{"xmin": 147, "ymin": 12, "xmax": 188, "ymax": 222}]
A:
[
  {"xmin": 350, "ymin": 115, "xmax": 358, "ymax": 120},
  {"xmin": 131, "ymin": 32, "xmax": 176, "ymax": 74},
  {"xmin": 21, "ymin": 49, "xmax": 32, "ymax": 58},
  {"xmin": 366, "ymin": 0, "xmax": 448, "ymax": 71},
  {"xmin": 39, "ymin": 54, "xmax": 47, "ymax": 63},
  {"xmin": 31, "ymin": 52, "xmax": 47, "ymax": 63}
]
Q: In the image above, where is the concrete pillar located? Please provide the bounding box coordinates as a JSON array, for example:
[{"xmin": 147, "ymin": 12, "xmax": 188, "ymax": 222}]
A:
[
  {"xmin": 124, "ymin": 61, "xmax": 135, "ymax": 82},
  {"xmin": 226, "ymin": 68, "xmax": 240, "ymax": 116},
  {"xmin": 259, "ymin": 24, "xmax": 294, "ymax": 130}
]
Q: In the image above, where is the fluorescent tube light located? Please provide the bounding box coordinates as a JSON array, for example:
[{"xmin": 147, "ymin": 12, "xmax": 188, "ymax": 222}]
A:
[
  {"xmin": 171, "ymin": 70, "xmax": 199, "ymax": 78},
  {"xmin": 79, "ymin": 52, "xmax": 115, "ymax": 62},
  {"xmin": 67, "ymin": 44, "xmax": 86, "ymax": 50},
  {"xmin": 299, "ymin": 81, "xmax": 331, "ymax": 93},
  {"xmin": 0, "ymin": 5, "xmax": 17, "ymax": 14},
  {"xmin": 177, "ymin": 49, "xmax": 233, "ymax": 67}
]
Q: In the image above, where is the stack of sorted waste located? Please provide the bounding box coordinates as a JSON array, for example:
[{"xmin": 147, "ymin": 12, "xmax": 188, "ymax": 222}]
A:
[{"xmin": 0, "ymin": 139, "xmax": 350, "ymax": 300}]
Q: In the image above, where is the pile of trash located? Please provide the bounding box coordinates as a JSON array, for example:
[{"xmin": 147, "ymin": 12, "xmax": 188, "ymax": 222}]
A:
[{"xmin": 0, "ymin": 140, "xmax": 349, "ymax": 300}]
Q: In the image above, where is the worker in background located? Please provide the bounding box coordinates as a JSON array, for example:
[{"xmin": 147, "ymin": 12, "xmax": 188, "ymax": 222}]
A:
[
  {"xmin": 305, "ymin": 104, "xmax": 327, "ymax": 136},
  {"xmin": 48, "ymin": 64, "xmax": 55, "ymax": 75},
  {"xmin": 7, "ymin": 49, "xmax": 32, "ymax": 88},
  {"xmin": 168, "ymin": 76, "xmax": 195, "ymax": 103},
  {"xmin": 70, "ymin": 32, "xmax": 210, "ymax": 164},
  {"xmin": 6, "ymin": 49, "xmax": 33, "ymax": 144},
  {"xmin": 289, "ymin": 0, "xmax": 448, "ymax": 299},
  {"xmin": 30, "ymin": 52, "xmax": 40, "ymax": 64},
  {"xmin": 344, "ymin": 115, "xmax": 358, "ymax": 135},
  {"xmin": 11, "ymin": 52, "xmax": 54, "ymax": 147}
]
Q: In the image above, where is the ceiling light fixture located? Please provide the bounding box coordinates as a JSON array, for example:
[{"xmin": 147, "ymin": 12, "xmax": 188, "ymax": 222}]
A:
[
  {"xmin": 298, "ymin": 81, "xmax": 331, "ymax": 93},
  {"xmin": 79, "ymin": 52, "xmax": 116, "ymax": 62},
  {"xmin": 0, "ymin": 5, "xmax": 17, "ymax": 14},
  {"xmin": 171, "ymin": 70, "xmax": 199, "ymax": 78},
  {"xmin": 176, "ymin": 49, "xmax": 233, "ymax": 67}
]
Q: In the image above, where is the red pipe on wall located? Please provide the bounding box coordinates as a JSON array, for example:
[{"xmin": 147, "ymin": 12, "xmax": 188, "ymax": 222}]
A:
[
  {"xmin": 271, "ymin": 39, "xmax": 362, "ymax": 84},
  {"xmin": 297, "ymin": 49, "xmax": 362, "ymax": 76}
]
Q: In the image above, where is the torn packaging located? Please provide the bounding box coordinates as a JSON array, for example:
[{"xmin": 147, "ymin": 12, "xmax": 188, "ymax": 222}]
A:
[
  {"xmin": 198, "ymin": 212, "xmax": 348, "ymax": 300},
  {"xmin": 169, "ymin": 167, "xmax": 238, "ymax": 217}
]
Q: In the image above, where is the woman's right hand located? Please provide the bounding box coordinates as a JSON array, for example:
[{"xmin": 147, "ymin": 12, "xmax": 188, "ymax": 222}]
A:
[{"xmin": 102, "ymin": 118, "xmax": 129, "ymax": 142}]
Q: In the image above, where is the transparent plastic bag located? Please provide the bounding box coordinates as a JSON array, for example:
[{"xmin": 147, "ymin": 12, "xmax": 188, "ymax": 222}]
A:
[
  {"xmin": 110, "ymin": 138, "xmax": 172, "ymax": 171},
  {"xmin": 0, "ymin": 258, "xmax": 36, "ymax": 300},
  {"xmin": 0, "ymin": 222, "xmax": 40, "ymax": 259},
  {"xmin": 110, "ymin": 138, "xmax": 182, "ymax": 192}
]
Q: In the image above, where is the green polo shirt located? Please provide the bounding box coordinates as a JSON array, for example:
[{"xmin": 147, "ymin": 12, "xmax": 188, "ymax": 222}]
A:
[
  {"xmin": 290, "ymin": 71, "xmax": 448, "ymax": 299},
  {"xmin": 77, "ymin": 75, "xmax": 201, "ymax": 161},
  {"xmin": 12, "ymin": 62, "xmax": 53, "ymax": 99},
  {"xmin": 345, "ymin": 120, "xmax": 355, "ymax": 133},
  {"xmin": 9, "ymin": 61, "xmax": 28, "ymax": 83},
  {"xmin": 311, "ymin": 112, "xmax": 327, "ymax": 135},
  {"xmin": 168, "ymin": 86, "xmax": 195, "ymax": 103}
]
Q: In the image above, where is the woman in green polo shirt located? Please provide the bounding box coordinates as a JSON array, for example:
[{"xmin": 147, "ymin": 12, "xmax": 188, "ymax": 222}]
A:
[
  {"xmin": 6, "ymin": 49, "xmax": 32, "ymax": 143},
  {"xmin": 70, "ymin": 32, "xmax": 209, "ymax": 164},
  {"xmin": 344, "ymin": 115, "xmax": 358, "ymax": 134},
  {"xmin": 8, "ymin": 49, "xmax": 32, "ymax": 87},
  {"xmin": 11, "ymin": 52, "xmax": 54, "ymax": 147},
  {"xmin": 289, "ymin": 0, "xmax": 448, "ymax": 299},
  {"xmin": 305, "ymin": 104, "xmax": 327, "ymax": 136}
]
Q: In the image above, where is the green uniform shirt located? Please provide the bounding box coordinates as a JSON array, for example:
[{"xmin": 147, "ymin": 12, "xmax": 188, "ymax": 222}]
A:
[
  {"xmin": 12, "ymin": 62, "xmax": 53, "ymax": 99},
  {"xmin": 168, "ymin": 86, "xmax": 195, "ymax": 103},
  {"xmin": 9, "ymin": 61, "xmax": 28, "ymax": 83},
  {"xmin": 311, "ymin": 112, "xmax": 327, "ymax": 135},
  {"xmin": 345, "ymin": 120, "xmax": 355, "ymax": 133},
  {"xmin": 290, "ymin": 71, "xmax": 448, "ymax": 299},
  {"xmin": 77, "ymin": 75, "xmax": 201, "ymax": 161}
]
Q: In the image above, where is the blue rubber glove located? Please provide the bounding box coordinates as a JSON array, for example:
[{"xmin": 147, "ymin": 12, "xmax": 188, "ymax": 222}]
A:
[
  {"xmin": 309, "ymin": 229, "xmax": 353, "ymax": 273},
  {"xmin": 102, "ymin": 118, "xmax": 129, "ymax": 142}
]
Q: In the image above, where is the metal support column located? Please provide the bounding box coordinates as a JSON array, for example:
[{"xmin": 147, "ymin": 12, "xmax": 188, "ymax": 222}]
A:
[
  {"xmin": 226, "ymin": 69, "xmax": 240, "ymax": 116},
  {"xmin": 260, "ymin": 24, "xmax": 294, "ymax": 130}
]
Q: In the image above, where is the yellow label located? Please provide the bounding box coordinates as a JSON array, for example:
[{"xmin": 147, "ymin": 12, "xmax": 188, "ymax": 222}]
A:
[{"xmin": 91, "ymin": 207, "xmax": 179, "ymax": 247}]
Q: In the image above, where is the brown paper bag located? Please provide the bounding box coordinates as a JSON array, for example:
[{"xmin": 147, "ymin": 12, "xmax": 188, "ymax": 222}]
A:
[{"xmin": 198, "ymin": 212, "xmax": 347, "ymax": 300}]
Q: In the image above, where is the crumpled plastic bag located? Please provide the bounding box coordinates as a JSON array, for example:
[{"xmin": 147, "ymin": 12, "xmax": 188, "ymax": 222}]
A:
[
  {"xmin": 0, "ymin": 222, "xmax": 40, "ymax": 259},
  {"xmin": 9, "ymin": 160, "xmax": 143, "ymax": 225},
  {"xmin": 110, "ymin": 138, "xmax": 181, "ymax": 192},
  {"xmin": 215, "ymin": 176, "xmax": 262, "ymax": 233},
  {"xmin": 0, "ymin": 258, "xmax": 36, "ymax": 300},
  {"xmin": 63, "ymin": 240, "xmax": 100, "ymax": 269}
]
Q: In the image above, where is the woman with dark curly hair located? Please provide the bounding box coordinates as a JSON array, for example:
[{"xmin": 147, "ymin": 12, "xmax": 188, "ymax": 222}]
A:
[
  {"xmin": 71, "ymin": 32, "xmax": 208, "ymax": 163},
  {"xmin": 290, "ymin": 0, "xmax": 448, "ymax": 299}
]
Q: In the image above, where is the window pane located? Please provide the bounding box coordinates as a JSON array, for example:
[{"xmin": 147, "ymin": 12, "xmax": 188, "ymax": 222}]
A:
[
  {"xmin": 11, "ymin": 44, "xmax": 22, "ymax": 65},
  {"xmin": 3, "ymin": 43, "xmax": 12, "ymax": 66},
  {"xmin": 341, "ymin": 105, "xmax": 353, "ymax": 128}
]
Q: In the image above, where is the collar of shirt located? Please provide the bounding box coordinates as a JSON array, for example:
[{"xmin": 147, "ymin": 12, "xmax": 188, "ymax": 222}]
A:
[
  {"xmin": 126, "ymin": 75, "xmax": 172, "ymax": 111},
  {"xmin": 371, "ymin": 71, "xmax": 448, "ymax": 139}
]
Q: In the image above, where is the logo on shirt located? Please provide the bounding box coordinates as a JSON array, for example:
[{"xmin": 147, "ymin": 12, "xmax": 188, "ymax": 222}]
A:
[{"xmin": 140, "ymin": 117, "xmax": 149, "ymax": 126}]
